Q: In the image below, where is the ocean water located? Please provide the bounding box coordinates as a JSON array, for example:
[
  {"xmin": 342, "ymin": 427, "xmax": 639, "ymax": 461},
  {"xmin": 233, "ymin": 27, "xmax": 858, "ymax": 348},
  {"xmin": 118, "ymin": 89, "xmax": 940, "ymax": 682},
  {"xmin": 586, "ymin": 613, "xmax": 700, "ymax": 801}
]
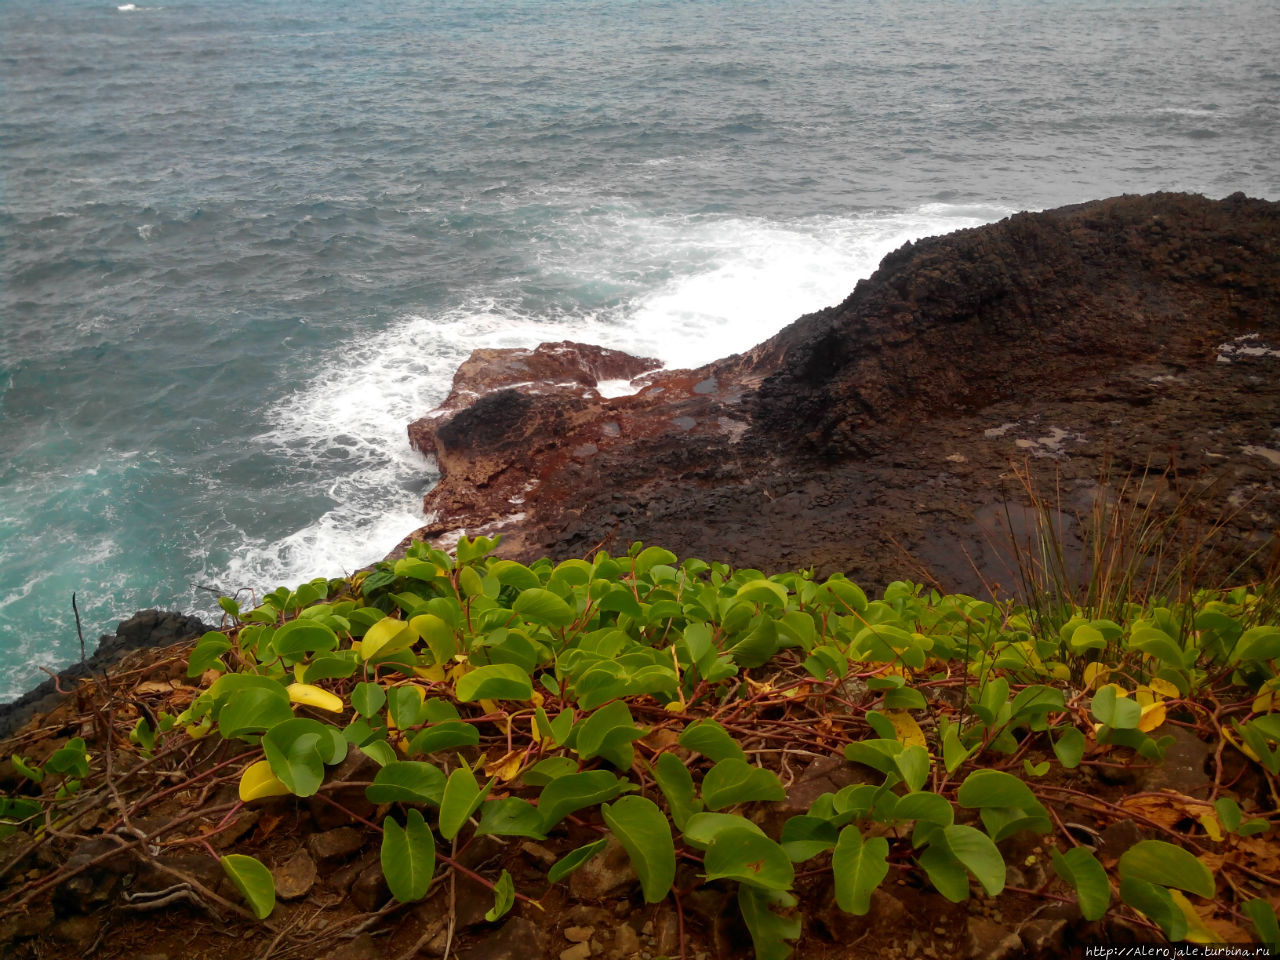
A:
[{"xmin": 2, "ymin": 0, "xmax": 1278, "ymax": 699}]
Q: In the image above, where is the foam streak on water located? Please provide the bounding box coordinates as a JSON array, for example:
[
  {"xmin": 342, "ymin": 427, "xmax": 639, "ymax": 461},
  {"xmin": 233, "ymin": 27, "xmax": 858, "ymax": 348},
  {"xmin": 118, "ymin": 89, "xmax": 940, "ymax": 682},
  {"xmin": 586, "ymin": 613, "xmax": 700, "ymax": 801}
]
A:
[{"xmin": 216, "ymin": 204, "xmax": 1006, "ymax": 597}]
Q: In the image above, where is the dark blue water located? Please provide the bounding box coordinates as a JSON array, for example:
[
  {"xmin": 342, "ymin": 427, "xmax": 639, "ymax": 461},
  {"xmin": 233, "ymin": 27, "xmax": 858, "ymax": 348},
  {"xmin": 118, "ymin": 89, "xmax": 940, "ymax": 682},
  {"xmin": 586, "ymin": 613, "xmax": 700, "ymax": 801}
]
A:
[{"xmin": 2, "ymin": 0, "xmax": 1278, "ymax": 698}]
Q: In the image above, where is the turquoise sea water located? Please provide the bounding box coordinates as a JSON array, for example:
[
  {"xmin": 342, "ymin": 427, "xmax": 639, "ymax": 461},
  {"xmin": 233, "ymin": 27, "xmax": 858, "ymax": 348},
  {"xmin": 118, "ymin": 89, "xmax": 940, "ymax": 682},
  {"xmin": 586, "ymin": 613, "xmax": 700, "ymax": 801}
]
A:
[{"xmin": 2, "ymin": 0, "xmax": 1278, "ymax": 699}]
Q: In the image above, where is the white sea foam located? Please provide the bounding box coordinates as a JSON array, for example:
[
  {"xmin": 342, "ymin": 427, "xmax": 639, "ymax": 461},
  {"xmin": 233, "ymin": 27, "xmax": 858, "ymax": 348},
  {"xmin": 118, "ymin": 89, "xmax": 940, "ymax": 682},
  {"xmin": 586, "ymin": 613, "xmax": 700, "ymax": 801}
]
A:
[
  {"xmin": 595, "ymin": 379, "xmax": 644, "ymax": 398},
  {"xmin": 215, "ymin": 203, "xmax": 1009, "ymax": 594}
]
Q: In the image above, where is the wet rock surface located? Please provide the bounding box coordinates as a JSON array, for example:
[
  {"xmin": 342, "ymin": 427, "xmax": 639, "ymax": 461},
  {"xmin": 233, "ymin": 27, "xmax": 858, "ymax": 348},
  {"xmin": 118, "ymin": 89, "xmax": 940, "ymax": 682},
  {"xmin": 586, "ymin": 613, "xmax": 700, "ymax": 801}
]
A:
[{"xmin": 396, "ymin": 193, "xmax": 1280, "ymax": 595}]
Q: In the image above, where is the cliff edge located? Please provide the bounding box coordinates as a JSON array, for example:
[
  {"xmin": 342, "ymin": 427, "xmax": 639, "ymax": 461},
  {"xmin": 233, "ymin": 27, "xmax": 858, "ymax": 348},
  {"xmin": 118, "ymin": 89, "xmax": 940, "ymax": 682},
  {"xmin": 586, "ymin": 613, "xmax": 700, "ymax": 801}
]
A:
[{"xmin": 399, "ymin": 192, "xmax": 1280, "ymax": 594}]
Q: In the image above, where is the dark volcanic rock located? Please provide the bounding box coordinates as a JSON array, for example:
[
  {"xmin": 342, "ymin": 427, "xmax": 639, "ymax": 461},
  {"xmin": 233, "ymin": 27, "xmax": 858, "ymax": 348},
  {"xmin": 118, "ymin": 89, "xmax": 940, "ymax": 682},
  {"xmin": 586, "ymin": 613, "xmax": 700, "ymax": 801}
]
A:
[
  {"xmin": 395, "ymin": 193, "xmax": 1280, "ymax": 594},
  {"xmin": 0, "ymin": 609, "xmax": 211, "ymax": 738}
]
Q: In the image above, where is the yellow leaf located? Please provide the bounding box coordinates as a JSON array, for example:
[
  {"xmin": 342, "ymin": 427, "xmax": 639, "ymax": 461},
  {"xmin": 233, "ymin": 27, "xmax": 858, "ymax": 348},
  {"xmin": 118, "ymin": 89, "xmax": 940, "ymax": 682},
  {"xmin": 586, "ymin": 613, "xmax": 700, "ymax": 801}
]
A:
[
  {"xmin": 480, "ymin": 698, "xmax": 510, "ymax": 735},
  {"xmin": 292, "ymin": 664, "xmax": 306, "ymax": 684},
  {"xmin": 884, "ymin": 710, "xmax": 927, "ymax": 749},
  {"xmin": 1083, "ymin": 663, "xmax": 1110, "ymax": 690},
  {"xmin": 239, "ymin": 760, "xmax": 291, "ymax": 802},
  {"xmin": 530, "ymin": 717, "xmax": 541, "ymax": 743},
  {"xmin": 1135, "ymin": 685, "xmax": 1156, "ymax": 708},
  {"xmin": 1197, "ymin": 813, "xmax": 1224, "ymax": 842},
  {"xmin": 664, "ymin": 701, "xmax": 685, "ymax": 713},
  {"xmin": 413, "ymin": 664, "xmax": 446, "ymax": 683},
  {"xmin": 483, "ymin": 751, "xmax": 523, "ymax": 782},
  {"xmin": 1223, "ymin": 727, "xmax": 1261, "ymax": 763},
  {"xmin": 1046, "ymin": 662, "xmax": 1071, "ymax": 681},
  {"xmin": 530, "ymin": 690, "xmax": 544, "ymax": 708},
  {"xmin": 745, "ymin": 677, "xmax": 774, "ymax": 696},
  {"xmin": 286, "ymin": 683, "xmax": 344, "ymax": 713},
  {"xmin": 1169, "ymin": 890, "xmax": 1222, "ymax": 944},
  {"xmin": 396, "ymin": 737, "xmax": 410, "ymax": 755},
  {"xmin": 1137, "ymin": 701, "xmax": 1166, "ymax": 732},
  {"xmin": 1148, "ymin": 678, "xmax": 1179, "ymax": 700}
]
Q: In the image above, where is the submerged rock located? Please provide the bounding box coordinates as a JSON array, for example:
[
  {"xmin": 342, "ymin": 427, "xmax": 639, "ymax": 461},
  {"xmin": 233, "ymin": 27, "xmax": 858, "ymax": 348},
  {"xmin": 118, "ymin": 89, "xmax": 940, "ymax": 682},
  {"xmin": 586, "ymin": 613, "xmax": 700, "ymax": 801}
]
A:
[{"xmin": 396, "ymin": 192, "xmax": 1280, "ymax": 595}]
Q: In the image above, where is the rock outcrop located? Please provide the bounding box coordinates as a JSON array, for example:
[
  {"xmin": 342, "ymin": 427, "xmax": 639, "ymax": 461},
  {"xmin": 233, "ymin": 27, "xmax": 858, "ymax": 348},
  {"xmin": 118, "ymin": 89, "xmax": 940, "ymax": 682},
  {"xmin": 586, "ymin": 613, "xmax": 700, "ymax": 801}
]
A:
[
  {"xmin": 396, "ymin": 192, "xmax": 1280, "ymax": 595},
  {"xmin": 0, "ymin": 610, "xmax": 210, "ymax": 735}
]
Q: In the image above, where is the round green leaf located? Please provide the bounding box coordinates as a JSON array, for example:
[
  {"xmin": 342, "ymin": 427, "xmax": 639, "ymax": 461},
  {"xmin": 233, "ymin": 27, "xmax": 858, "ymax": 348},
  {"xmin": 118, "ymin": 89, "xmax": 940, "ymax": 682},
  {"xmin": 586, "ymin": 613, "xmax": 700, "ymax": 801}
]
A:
[
  {"xmin": 734, "ymin": 579, "xmax": 789, "ymax": 608},
  {"xmin": 918, "ymin": 841, "xmax": 971, "ymax": 903},
  {"xmin": 262, "ymin": 717, "xmax": 344, "ymax": 797},
  {"xmin": 537, "ymin": 770, "xmax": 628, "ymax": 833},
  {"xmin": 220, "ymin": 854, "xmax": 276, "ymax": 919},
  {"xmin": 601, "ymin": 796, "xmax": 676, "ymax": 904},
  {"xmin": 576, "ymin": 700, "xmax": 645, "ymax": 769},
  {"xmin": 548, "ymin": 838, "xmax": 609, "ymax": 884},
  {"xmin": 1118, "ymin": 840, "xmax": 1215, "ymax": 899},
  {"xmin": 956, "ymin": 769, "xmax": 1045, "ymax": 814},
  {"xmin": 410, "ymin": 613, "xmax": 457, "ymax": 665},
  {"xmin": 681, "ymin": 812, "xmax": 768, "ymax": 850},
  {"xmin": 408, "ymin": 721, "xmax": 481, "ymax": 755},
  {"xmin": 822, "ymin": 577, "xmax": 868, "ymax": 613},
  {"xmin": 1053, "ymin": 726, "xmax": 1085, "ymax": 768},
  {"xmin": 381, "ymin": 808, "xmax": 436, "ymax": 903},
  {"xmin": 456, "ymin": 663, "xmax": 533, "ymax": 703},
  {"xmin": 439, "ymin": 765, "xmax": 492, "ymax": 841},
  {"xmin": 360, "ymin": 617, "xmax": 416, "ymax": 663},
  {"xmin": 366, "ymin": 761, "xmax": 447, "ymax": 806},
  {"xmin": 704, "ymin": 828, "xmax": 794, "ymax": 890},
  {"xmin": 484, "ymin": 869, "xmax": 515, "ymax": 922},
  {"xmin": 513, "ymin": 588, "xmax": 575, "ymax": 627},
  {"xmin": 701, "ymin": 758, "xmax": 785, "ymax": 811},
  {"xmin": 941, "ymin": 824, "xmax": 1005, "ymax": 896},
  {"xmin": 351, "ymin": 681, "xmax": 386, "ymax": 719},
  {"xmin": 216, "ymin": 684, "xmax": 294, "ymax": 739},
  {"xmin": 270, "ymin": 620, "xmax": 339, "ymax": 659},
  {"xmin": 779, "ymin": 815, "xmax": 838, "ymax": 862},
  {"xmin": 476, "ymin": 797, "xmax": 546, "ymax": 839},
  {"xmin": 893, "ymin": 791, "xmax": 954, "ymax": 827},
  {"xmin": 1051, "ymin": 846, "xmax": 1111, "ymax": 921},
  {"xmin": 832, "ymin": 825, "xmax": 890, "ymax": 915},
  {"xmin": 738, "ymin": 885, "xmax": 801, "ymax": 960},
  {"xmin": 677, "ymin": 719, "xmax": 747, "ymax": 763},
  {"xmin": 1068, "ymin": 623, "xmax": 1107, "ymax": 654},
  {"xmin": 489, "ymin": 560, "xmax": 543, "ymax": 591},
  {"xmin": 188, "ymin": 631, "xmax": 233, "ymax": 677},
  {"xmin": 1120, "ymin": 875, "xmax": 1187, "ymax": 941},
  {"xmin": 1091, "ymin": 685, "xmax": 1141, "ymax": 730},
  {"xmin": 651, "ymin": 752, "xmax": 701, "ymax": 831}
]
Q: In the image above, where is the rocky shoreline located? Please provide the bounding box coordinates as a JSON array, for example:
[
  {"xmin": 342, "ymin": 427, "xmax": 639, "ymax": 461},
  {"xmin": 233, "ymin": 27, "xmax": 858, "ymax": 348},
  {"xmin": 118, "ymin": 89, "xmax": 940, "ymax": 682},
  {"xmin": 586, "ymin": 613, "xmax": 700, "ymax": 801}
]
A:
[
  {"xmin": 7, "ymin": 191, "xmax": 1278, "ymax": 720},
  {"xmin": 396, "ymin": 191, "xmax": 1280, "ymax": 595},
  {"xmin": 1, "ymin": 191, "xmax": 1278, "ymax": 960}
]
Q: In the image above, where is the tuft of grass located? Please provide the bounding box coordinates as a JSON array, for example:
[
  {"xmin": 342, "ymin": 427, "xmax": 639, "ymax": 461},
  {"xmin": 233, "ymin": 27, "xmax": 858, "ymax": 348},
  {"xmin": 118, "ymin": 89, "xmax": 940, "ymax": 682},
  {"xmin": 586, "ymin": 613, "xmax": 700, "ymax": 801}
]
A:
[{"xmin": 1000, "ymin": 456, "xmax": 1280, "ymax": 645}]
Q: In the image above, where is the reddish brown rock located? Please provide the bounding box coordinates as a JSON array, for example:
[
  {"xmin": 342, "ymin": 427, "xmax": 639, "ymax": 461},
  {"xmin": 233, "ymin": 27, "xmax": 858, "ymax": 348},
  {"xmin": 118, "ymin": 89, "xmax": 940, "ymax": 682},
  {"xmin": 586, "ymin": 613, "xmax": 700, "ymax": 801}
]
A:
[{"xmin": 395, "ymin": 193, "xmax": 1280, "ymax": 595}]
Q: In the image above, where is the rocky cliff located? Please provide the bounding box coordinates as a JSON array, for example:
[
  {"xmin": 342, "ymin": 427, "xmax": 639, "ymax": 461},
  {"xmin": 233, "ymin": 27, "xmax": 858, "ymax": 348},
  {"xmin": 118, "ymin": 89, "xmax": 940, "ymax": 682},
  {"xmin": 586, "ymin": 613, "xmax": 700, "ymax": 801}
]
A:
[{"xmin": 398, "ymin": 192, "xmax": 1280, "ymax": 595}]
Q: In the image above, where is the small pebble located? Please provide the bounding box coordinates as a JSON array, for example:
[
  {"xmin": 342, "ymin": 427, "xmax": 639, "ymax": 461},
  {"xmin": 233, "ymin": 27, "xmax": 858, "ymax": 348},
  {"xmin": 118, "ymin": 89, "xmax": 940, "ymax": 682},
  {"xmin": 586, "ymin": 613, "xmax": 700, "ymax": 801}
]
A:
[
  {"xmin": 565, "ymin": 927, "xmax": 594, "ymax": 944},
  {"xmin": 560, "ymin": 944, "xmax": 592, "ymax": 960}
]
